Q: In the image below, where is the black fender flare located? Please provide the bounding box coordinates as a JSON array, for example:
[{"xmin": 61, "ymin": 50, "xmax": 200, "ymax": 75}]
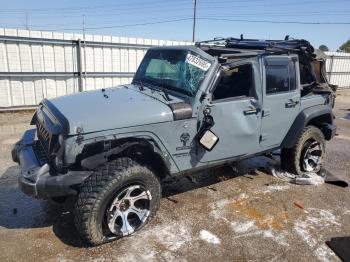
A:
[
  {"xmin": 281, "ymin": 105, "xmax": 334, "ymax": 148},
  {"xmin": 79, "ymin": 137, "xmax": 171, "ymax": 173}
]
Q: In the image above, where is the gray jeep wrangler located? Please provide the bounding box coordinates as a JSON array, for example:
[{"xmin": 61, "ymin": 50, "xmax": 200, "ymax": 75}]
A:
[{"xmin": 12, "ymin": 37, "xmax": 336, "ymax": 245}]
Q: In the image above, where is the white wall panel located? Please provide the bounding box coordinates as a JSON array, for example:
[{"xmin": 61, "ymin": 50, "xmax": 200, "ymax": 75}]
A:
[
  {"xmin": 93, "ymin": 47, "xmax": 103, "ymax": 72},
  {"xmin": 85, "ymin": 47, "xmax": 95, "ymax": 72},
  {"xmin": 56, "ymin": 78, "xmax": 67, "ymax": 97},
  {"xmin": 10, "ymin": 79, "xmax": 24, "ymax": 106},
  {"xmin": 112, "ymin": 48, "xmax": 121, "ymax": 72},
  {"xmin": 34, "ymin": 78, "xmax": 45, "ymax": 103},
  {"xmin": 31, "ymin": 45, "xmax": 44, "ymax": 72},
  {"xmin": 95, "ymin": 77, "xmax": 104, "ymax": 90},
  {"xmin": 22, "ymin": 80, "xmax": 35, "ymax": 105},
  {"xmin": 325, "ymin": 52, "xmax": 350, "ymax": 87},
  {"xmin": 7, "ymin": 44, "xmax": 21, "ymax": 71},
  {"xmin": 42, "ymin": 45, "xmax": 55, "ymax": 72},
  {"xmin": 0, "ymin": 79, "xmax": 10, "ymax": 106},
  {"xmin": 54, "ymin": 45, "xmax": 66, "ymax": 72},
  {"xmin": 0, "ymin": 42, "xmax": 8, "ymax": 71},
  {"xmin": 18, "ymin": 44, "xmax": 32, "ymax": 72},
  {"xmin": 0, "ymin": 28, "xmax": 193, "ymax": 108},
  {"xmin": 45, "ymin": 78, "xmax": 57, "ymax": 98},
  {"xmin": 103, "ymin": 48, "xmax": 112, "ymax": 72}
]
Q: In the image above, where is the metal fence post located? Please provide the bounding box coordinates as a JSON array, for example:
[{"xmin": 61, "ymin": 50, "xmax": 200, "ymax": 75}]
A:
[
  {"xmin": 328, "ymin": 55, "xmax": 334, "ymax": 83},
  {"xmin": 76, "ymin": 39, "xmax": 83, "ymax": 92}
]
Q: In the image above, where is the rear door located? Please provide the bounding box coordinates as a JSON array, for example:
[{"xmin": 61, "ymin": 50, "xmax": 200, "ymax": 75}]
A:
[{"xmin": 260, "ymin": 55, "xmax": 300, "ymax": 149}]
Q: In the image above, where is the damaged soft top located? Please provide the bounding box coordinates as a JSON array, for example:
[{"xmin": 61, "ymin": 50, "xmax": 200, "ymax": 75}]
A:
[{"xmin": 196, "ymin": 36, "xmax": 337, "ymax": 97}]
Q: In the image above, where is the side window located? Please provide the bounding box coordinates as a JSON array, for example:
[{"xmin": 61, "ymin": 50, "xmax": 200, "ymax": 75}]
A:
[
  {"xmin": 289, "ymin": 62, "xmax": 296, "ymax": 91},
  {"xmin": 213, "ymin": 64, "xmax": 255, "ymax": 101},
  {"xmin": 266, "ymin": 60, "xmax": 296, "ymax": 94}
]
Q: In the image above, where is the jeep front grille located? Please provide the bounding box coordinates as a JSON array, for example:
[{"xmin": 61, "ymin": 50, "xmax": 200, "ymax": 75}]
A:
[
  {"xmin": 36, "ymin": 118, "xmax": 51, "ymax": 155},
  {"xmin": 33, "ymin": 140, "xmax": 49, "ymax": 166}
]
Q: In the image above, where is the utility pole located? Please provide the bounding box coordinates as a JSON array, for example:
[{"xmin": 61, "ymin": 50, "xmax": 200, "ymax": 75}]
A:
[
  {"xmin": 25, "ymin": 13, "xmax": 29, "ymax": 30},
  {"xmin": 192, "ymin": 0, "xmax": 197, "ymax": 42},
  {"xmin": 82, "ymin": 15, "xmax": 86, "ymax": 40}
]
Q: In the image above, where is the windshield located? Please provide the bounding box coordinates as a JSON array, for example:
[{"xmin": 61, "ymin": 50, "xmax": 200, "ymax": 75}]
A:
[{"xmin": 133, "ymin": 49, "xmax": 211, "ymax": 96}]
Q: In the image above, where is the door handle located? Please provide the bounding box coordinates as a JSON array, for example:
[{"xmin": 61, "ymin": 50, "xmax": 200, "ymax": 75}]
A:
[
  {"xmin": 243, "ymin": 106, "xmax": 258, "ymax": 115},
  {"xmin": 285, "ymin": 99, "xmax": 299, "ymax": 108}
]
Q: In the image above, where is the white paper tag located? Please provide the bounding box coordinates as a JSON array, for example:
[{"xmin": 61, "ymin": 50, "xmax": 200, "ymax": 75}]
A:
[
  {"xmin": 185, "ymin": 54, "xmax": 211, "ymax": 71},
  {"xmin": 199, "ymin": 130, "xmax": 218, "ymax": 150}
]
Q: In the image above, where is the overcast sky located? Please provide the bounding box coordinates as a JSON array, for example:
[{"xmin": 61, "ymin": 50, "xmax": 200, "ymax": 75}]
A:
[{"xmin": 0, "ymin": 0, "xmax": 349, "ymax": 50}]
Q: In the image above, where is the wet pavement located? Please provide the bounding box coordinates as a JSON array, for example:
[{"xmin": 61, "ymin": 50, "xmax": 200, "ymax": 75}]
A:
[{"xmin": 0, "ymin": 92, "xmax": 349, "ymax": 262}]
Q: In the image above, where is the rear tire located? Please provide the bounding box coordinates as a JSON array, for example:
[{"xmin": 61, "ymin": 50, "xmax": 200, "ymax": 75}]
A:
[
  {"xmin": 74, "ymin": 157, "xmax": 161, "ymax": 246},
  {"xmin": 281, "ymin": 126, "xmax": 326, "ymax": 176}
]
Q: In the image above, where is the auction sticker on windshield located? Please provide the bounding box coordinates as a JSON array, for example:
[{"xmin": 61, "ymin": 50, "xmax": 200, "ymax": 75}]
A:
[{"xmin": 186, "ymin": 54, "xmax": 211, "ymax": 71}]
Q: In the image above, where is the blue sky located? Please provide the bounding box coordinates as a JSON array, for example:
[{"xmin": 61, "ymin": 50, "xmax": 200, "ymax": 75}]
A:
[{"xmin": 0, "ymin": 0, "xmax": 349, "ymax": 50}]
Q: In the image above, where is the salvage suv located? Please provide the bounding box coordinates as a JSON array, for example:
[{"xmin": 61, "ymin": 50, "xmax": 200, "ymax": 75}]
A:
[{"xmin": 12, "ymin": 37, "xmax": 336, "ymax": 245}]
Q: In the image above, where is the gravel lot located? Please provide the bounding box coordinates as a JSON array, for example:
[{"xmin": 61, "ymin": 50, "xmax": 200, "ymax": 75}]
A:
[{"xmin": 0, "ymin": 91, "xmax": 349, "ymax": 262}]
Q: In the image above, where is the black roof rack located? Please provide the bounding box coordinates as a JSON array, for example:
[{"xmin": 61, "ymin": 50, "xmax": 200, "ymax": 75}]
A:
[{"xmin": 196, "ymin": 36, "xmax": 315, "ymax": 59}]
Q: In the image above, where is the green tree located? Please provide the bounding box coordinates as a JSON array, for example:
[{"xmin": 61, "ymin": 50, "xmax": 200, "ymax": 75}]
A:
[
  {"xmin": 319, "ymin": 45, "xmax": 329, "ymax": 52},
  {"xmin": 339, "ymin": 39, "xmax": 350, "ymax": 53}
]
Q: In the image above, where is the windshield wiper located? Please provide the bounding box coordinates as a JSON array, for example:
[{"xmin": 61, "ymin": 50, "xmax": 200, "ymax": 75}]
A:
[
  {"xmin": 133, "ymin": 79, "xmax": 145, "ymax": 91},
  {"xmin": 135, "ymin": 79, "xmax": 172, "ymax": 101},
  {"xmin": 159, "ymin": 86, "xmax": 172, "ymax": 101}
]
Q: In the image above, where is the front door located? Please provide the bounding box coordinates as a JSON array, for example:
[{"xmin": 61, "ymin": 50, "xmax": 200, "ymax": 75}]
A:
[
  {"xmin": 260, "ymin": 55, "xmax": 301, "ymax": 149},
  {"xmin": 197, "ymin": 61, "xmax": 262, "ymax": 163}
]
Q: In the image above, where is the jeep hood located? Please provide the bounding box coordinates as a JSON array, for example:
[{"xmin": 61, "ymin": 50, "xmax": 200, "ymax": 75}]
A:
[{"xmin": 48, "ymin": 86, "xmax": 174, "ymax": 134}]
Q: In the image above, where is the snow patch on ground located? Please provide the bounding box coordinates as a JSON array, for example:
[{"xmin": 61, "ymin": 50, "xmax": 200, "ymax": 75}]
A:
[
  {"xmin": 209, "ymin": 198, "xmax": 289, "ymax": 247},
  {"xmin": 237, "ymin": 193, "xmax": 249, "ymax": 200},
  {"xmin": 314, "ymin": 245, "xmax": 339, "ymax": 262},
  {"xmin": 294, "ymin": 208, "xmax": 341, "ymax": 261},
  {"xmin": 116, "ymin": 220, "xmax": 193, "ymax": 262},
  {"xmin": 199, "ymin": 230, "xmax": 221, "ymax": 245},
  {"xmin": 343, "ymin": 209, "xmax": 350, "ymax": 215},
  {"xmin": 209, "ymin": 198, "xmax": 230, "ymax": 220},
  {"xmin": 230, "ymin": 221, "xmax": 256, "ymax": 234},
  {"xmin": 261, "ymin": 230, "xmax": 289, "ymax": 247},
  {"xmin": 262, "ymin": 184, "xmax": 290, "ymax": 194}
]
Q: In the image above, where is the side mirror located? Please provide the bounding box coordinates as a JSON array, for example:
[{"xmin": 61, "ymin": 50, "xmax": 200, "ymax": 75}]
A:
[{"xmin": 198, "ymin": 129, "xmax": 219, "ymax": 151}]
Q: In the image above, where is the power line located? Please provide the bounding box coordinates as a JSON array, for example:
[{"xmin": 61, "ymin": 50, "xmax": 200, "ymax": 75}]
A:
[
  {"xmin": 197, "ymin": 17, "xmax": 350, "ymax": 25},
  {"xmin": 17, "ymin": 17, "xmax": 349, "ymax": 32},
  {"xmin": 0, "ymin": 0, "xmax": 191, "ymax": 14},
  {"xmin": 2, "ymin": 9, "xmax": 350, "ymax": 21},
  {"xmin": 31, "ymin": 18, "xmax": 193, "ymax": 31},
  {"xmin": 0, "ymin": 0, "xmax": 348, "ymax": 15}
]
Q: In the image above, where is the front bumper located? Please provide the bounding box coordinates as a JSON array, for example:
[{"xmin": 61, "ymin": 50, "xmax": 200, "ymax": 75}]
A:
[{"xmin": 12, "ymin": 129, "xmax": 92, "ymax": 199}]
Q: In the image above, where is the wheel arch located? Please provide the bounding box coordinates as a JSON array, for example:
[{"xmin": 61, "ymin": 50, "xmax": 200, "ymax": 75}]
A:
[
  {"xmin": 76, "ymin": 136, "xmax": 174, "ymax": 180},
  {"xmin": 281, "ymin": 105, "xmax": 334, "ymax": 148}
]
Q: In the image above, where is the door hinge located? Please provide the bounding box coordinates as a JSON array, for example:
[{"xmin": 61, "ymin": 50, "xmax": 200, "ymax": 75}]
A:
[
  {"xmin": 262, "ymin": 109, "xmax": 270, "ymax": 117},
  {"xmin": 259, "ymin": 134, "xmax": 268, "ymax": 142}
]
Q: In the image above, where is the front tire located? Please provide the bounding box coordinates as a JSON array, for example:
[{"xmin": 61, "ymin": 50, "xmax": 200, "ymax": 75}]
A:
[
  {"xmin": 74, "ymin": 158, "xmax": 161, "ymax": 246},
  {"xmin": 281, "ymin": 126, "xmax": 326, "ymax": 176}
]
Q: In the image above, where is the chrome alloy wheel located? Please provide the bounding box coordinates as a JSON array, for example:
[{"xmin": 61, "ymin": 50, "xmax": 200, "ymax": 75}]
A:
[
  {"xmin": 106, "ymin": 185, "xmax": 152, "ymax": 236},
  {"xmin": 300, "ymin": 139, "xmax": 323, "ymax": 172}
]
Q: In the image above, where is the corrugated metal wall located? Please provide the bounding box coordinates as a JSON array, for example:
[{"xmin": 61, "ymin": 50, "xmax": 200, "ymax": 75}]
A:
[
  {"xmin": 325, "ymin": 51, "xmax": 350, "ymax": 88},
  {"xmin": 1, "ymin": 28, "xmax": 350, "ymax": 110},
  {"xmin": 0, "ymin": 28, "xmax": 192, "ymax": 108}
]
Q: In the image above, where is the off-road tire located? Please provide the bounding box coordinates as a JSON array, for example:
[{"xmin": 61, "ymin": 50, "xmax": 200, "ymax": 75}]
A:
[
  {"xmin": 74, "ymin": 157, "xmax": 161, "ymax": 246},
  {"xmin": 281, "ymin": 126, "xmax": 326, "ymax": 176}
]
